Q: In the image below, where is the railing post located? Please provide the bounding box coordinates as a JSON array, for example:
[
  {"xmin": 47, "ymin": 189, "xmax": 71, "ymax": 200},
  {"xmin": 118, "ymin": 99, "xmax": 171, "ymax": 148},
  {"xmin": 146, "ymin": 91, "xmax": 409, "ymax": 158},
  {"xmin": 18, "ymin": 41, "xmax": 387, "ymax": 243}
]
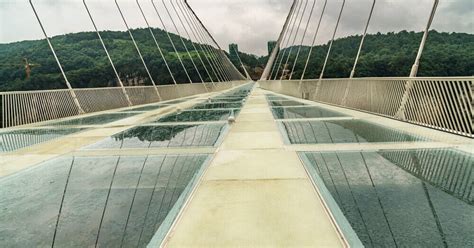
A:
[{"xmin": 29, "ymin": 0, "xmax": 85, "ymax": 114}]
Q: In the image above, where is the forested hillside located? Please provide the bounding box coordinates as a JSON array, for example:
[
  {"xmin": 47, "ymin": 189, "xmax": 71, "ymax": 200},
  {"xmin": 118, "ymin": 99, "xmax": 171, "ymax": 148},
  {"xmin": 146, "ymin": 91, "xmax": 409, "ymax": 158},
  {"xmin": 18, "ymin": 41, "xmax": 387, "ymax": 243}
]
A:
[
  {"xmin": 0, "ymin": 28, "xmax": 223, "ymax": 91},
  {"xmin": 270, "ymin": 30, "xmax": 473, "ymax": 79},
  {"xmin": 0, "ymin": 29, "xmax": 472, "ymax": 91}
]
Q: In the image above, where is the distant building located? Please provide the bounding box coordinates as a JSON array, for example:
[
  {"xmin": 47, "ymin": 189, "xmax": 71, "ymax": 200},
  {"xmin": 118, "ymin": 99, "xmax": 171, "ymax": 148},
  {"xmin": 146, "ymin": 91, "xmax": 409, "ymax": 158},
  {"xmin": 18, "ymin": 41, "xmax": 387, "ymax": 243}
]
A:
[
  {"xmin": 267, "ymin": 41, "xmax": 277, "ymax": 56},
  {"xmin": 229, "ymin": 43, "xmax": 239, "ymax": 63}
]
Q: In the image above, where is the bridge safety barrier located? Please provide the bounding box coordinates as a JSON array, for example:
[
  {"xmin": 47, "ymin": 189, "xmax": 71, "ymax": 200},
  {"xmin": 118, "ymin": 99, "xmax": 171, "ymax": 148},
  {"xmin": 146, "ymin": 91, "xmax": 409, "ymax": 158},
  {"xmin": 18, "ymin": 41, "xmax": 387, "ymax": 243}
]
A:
[
  {"xmin": 0, "ymin": 81, "xmax": 248, "ymax": 128},
  {"xmin": 259, "ymin": 77, "xmax": 473, "ymax": 137}
]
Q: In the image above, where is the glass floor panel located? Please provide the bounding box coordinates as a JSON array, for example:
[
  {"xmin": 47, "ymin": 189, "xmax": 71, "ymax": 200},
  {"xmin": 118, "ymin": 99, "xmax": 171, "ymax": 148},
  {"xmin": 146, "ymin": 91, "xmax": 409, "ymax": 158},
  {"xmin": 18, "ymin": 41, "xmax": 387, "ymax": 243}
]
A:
[
  {"xmin": 269, "ymin": 100, "xmax": 308, "ymax": 107},
  {"xmin": 120, "ymin": 105, "xmax": 166, "ymax": 112},
  {"xmin": 267, "ymin": 97, "xmax": 290, "ymax": 101},
  {"xmin": 0, "ymin": 154, "xmax": 208, "ymax": 247},
  {"xmin": 162, "ymin": 99, "xmax": 189, "ymax": 105},
  {"xmin": 192, "ymin": 102, "xmax": 242, "ymax": 110},
  {"xmin": 0, "ymin": 128, "xmax": 86, "ymax": 152},
  {"xmin": 83, "ymin": 124, "xmax": 227, "ymax": 149},
  {"xmin": 154, "ymin": 109, "xmax": 239, "ymax": 123},
  {"xmin": 265, "ymin": 94, "xmax": 290, "ymax": 101},
  {"xmin": 300, "ymin": 149, "xmax": 473, "ymax": 247},
  {"xmin": 281, "ymin": 120, "xmax": 427, "ymax": 144},
  {"xmin": 271, "ymin": 106, "xmax": 348, "ymax": 119},
  {"xmin": 46, "ymin": 113, "xmax": 139, "ymax": 126},
  {"xmin": 207, "ymin": 98, "xmax": 246, "ymax": 103}
]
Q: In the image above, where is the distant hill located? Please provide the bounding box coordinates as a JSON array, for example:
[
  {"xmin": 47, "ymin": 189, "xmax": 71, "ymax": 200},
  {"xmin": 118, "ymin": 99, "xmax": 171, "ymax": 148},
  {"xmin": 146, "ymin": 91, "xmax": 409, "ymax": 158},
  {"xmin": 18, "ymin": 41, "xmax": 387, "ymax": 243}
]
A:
[
  {"xmin": 0, "ymin": 30, "xmax": 472, "ymax": 91},
  {"xmin": 263, "ymin": 30, "xmax": 474, "ymax": 79},
  {"xmin": 0, "ymin": 28, "xmax": 224, "ymax": 91}
]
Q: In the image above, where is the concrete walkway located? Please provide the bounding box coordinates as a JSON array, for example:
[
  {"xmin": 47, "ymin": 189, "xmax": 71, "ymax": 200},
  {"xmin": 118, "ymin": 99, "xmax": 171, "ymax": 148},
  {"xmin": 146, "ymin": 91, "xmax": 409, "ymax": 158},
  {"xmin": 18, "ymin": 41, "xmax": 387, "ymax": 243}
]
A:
[{"xmin": 161, "ymin": 88, "xmax": 346, "ymax": 247}]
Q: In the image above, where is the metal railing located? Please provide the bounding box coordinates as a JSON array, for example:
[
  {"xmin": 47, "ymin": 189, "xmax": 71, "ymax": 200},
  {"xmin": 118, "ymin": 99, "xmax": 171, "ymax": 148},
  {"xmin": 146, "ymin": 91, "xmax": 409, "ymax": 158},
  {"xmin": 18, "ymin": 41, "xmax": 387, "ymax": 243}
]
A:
[
  {"xmin": 259, "ymin": 77, "xmax": 473, "ymax": 137},
  {"xmin": 1, "ymin": 81, "xmax": 247, "ymax": 128}
]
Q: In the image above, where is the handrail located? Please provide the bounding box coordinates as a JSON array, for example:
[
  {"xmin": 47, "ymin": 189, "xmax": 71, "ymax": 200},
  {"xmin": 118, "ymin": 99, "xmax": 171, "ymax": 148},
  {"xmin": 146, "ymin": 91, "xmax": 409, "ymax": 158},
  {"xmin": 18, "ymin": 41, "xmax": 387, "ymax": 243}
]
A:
[
  {"xmin": 0, "ymin": 81, "xmax": 249, "ymax": 128},
  {"xmin": 259, "ymin": 77, "xmax": 474, "ymax": 138}
]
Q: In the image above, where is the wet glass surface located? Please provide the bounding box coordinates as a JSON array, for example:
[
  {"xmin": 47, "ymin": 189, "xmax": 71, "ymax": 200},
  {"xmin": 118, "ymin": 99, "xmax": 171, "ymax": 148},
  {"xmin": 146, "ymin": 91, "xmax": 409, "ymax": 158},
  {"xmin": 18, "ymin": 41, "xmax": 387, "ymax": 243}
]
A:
[
  {"xmin": 269, "ymin": 100, "xmax": 308, "ymax": 107},
  {"xmin": 0, "ymin": 128, "xmax": 86, "ymax": 152},
  {"xmin": 154, "ymin": 109, "xmax": 238, "ymax": 123},
  {"xmin": 208, "ymin": 98, "xmax": 246, "ymax": 103},
  {"xmin": 192, "ymin": 102, "xmax": 242, "ymax": 110},
  {"xmin": 83, "ymin": 124, "xmax": 227, "ymax": 149},
  {"xmin": 46, "ymin": 113, "xmax": 139, "ymax": 126},
  {"xmin": 271, "ymin": 106, "xmax": 347, "ymax": 119},
  {"xmin": 282, "ymin": 120, "xmax": 426, "ymax": 144},
  {"xmin": 120, "ymin": 105, "xmax": 166, "ymax": 113},
  {"xmin": 266, "ymin": 95, "xmax": 290, "ymax": 101},
  {"xmin": 0, "ymin": 154, "xmax": 208, "ymax": 247},
  {"xmin": 301, "ymin": 149, "xmax": 473, "ymax": 247},
  {"xmin": 162, "ymin": 99, "xmax": 189, "ymax": 105}
]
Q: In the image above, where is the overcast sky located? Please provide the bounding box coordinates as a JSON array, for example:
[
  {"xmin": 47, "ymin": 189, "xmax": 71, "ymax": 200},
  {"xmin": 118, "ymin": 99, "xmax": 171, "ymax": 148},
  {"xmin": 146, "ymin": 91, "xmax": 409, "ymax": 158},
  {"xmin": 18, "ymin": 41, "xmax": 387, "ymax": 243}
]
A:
[{"xmin": 0, "ymin": 0, "xmax": 472, "ymax": 56}]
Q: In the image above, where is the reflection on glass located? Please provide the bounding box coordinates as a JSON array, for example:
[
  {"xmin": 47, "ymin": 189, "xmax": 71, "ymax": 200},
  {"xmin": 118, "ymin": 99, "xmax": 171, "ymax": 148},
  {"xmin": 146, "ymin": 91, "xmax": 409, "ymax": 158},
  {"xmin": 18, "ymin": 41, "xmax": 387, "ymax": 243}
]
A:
[
  {"xmin": 282, "ymin": 120, "xmax": 426, "ymax": 144},
  {"xmin": 0, "ymin": 154, "xmax": 208, "ymax": 247},
  {"xmin": 272, "ymin": 106, "xmax": 347, "ymax": 119},
  {"xmin": 265, "ymin": 94, "xmax": 290, "ymax": 101},
  {"xmin": 162, "ymin": 99, "xmax": 189, "ymax": 105},
  {"xmin": 0, "ymin": 128, "xmax": 86, "ymax": 152},
  {"xmin": 155, "ymin": 110, "xmax": 238, "ymax": 123},
  {"xmin": 46, "ymin": 113, "xmax": 139, "ymax": 126},
  {"xmin": 208, "ymin": 98, "xmax": 246, "ymax": 103},
  {"xmin": 192, "ymin": 102, "xmax": 242, "ymax": 110},
  {"xmin": 120, "ymin": 104, "xmax": 166, "ymax": 112},
  {"xmin": 84, "ymin": 124, "xmax": 226, "ymax": 149},
  {"xmin": 301, "ymin": 149, "xmax": 473, "ymax": 247},
  {"xmin": 269, "ymin": 100, "xmax": 308, "ymax": 107}
]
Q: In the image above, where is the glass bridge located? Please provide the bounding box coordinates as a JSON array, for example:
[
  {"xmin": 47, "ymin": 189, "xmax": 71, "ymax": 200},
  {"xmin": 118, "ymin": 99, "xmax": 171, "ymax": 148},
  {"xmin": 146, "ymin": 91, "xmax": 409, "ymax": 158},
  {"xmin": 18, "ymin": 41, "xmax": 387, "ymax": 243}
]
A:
[{"xmin": 0, "ymin": 83, "xmax": 472, "ymax": 247}]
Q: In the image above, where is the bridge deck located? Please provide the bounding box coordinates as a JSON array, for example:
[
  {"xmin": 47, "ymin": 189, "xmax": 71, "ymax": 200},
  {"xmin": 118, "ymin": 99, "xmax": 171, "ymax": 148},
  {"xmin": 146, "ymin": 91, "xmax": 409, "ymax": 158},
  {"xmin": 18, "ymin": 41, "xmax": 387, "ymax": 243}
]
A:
[
  {"xmin": 0, "ymin": 83, "xmax": 472, "ymax": 247},
  {"xmin": 159, "ymin": 88, "xmax": 346, "ymax": 247}
]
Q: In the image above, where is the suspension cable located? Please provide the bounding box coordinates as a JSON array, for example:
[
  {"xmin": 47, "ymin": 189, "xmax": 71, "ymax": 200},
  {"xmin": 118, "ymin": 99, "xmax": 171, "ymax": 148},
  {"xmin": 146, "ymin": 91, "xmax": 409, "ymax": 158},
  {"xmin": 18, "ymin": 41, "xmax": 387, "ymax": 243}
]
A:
[
  {"xmin": 273, "ymin": 0, "xmax": 303, "ymax": 80},
  {"xmin": 289, "ymin": 0, "xmax": 316, "ymax": 80},
  {"xmin": 269, "ymin": 0, "xmax": 299, "ymax": 80},
  {"xmin": 318, "ymin": 0, "xmax": 346, "ymax": 81},
  {"xmin": 151, "ymin": 0, "xmax": 193, "ymax": 83},
  {"xmin": 350, "ymin": 0, "xmax": 376, "ymax": 78},
  {"xmin": 279, "ymin": 0, "xmax": 309, "ymax": 80},
  {"xmin": 177, "ymin": 0, "xmax": 223, "ymax": 83},
  {"xmin": 161, "ymin": 0, "xmax": 204, "ymax": 83},
  {"xmin": 300, "ymin": 0, "xmax": 327, "ymax": 81},
  {"xmin": 115, "ymin": 0, "xmax": 161, "ymax": 100},
  {"xmin": 183, "ymin": 1, "xmax": 231, "ymax": 81},
  {"xmin": 83, "ymin": 0, "xmax": 132, "ymax": 106},
  {"xmin": 137, "ymin": 0, "xmax": 177, "ymax": 85},
  {"xmin": 184, "ymin": 0, "xmax": 244, "ymax": 81},
  {"xmin": 29, "ymin": 0, "xmax": 85, "ymax": 113},
  {"xmin": 169, "ymin": 0, "xmax": 215, "ymax": 86}
]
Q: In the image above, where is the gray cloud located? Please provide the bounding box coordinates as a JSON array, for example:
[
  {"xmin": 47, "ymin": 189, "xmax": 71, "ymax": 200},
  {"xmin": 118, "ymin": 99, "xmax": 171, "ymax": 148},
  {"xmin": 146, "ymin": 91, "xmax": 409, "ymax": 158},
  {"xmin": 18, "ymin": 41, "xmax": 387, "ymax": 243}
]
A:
[{"xmin": 0, "ymin": 0, "xmax": 472, "ymax": 56}]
